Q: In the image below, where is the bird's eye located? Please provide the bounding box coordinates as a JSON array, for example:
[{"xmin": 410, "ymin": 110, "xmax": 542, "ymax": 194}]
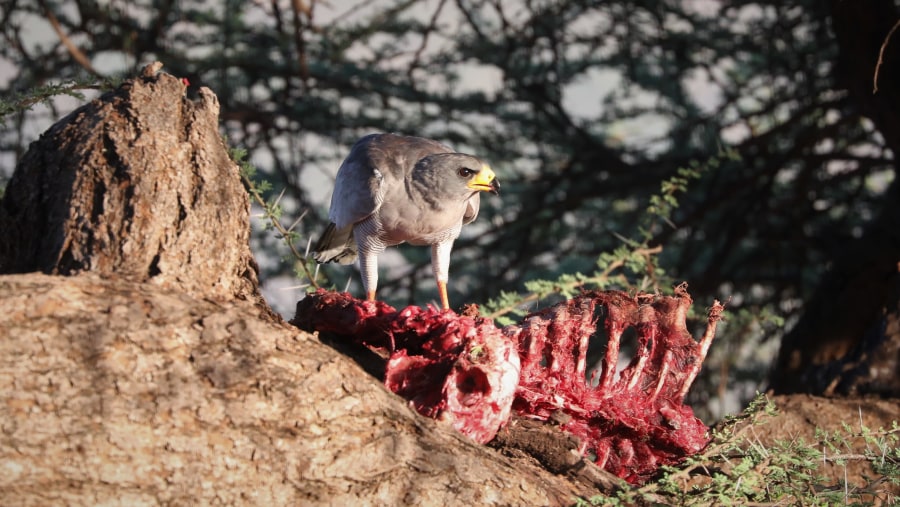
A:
[{"xmin": 458, "ymin": 167, "xmax": 475, "ymax": 178}]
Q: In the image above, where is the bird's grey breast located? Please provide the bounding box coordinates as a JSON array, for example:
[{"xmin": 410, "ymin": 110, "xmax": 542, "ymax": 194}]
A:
[{"xmin": 369, "ymin": 181, "xmax": 468, "ymax": 245}]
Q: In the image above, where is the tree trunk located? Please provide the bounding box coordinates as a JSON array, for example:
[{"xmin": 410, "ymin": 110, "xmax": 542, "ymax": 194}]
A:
[
  {"xmin": 769, "ymin": 1, "xmax": 900, "ymax": 395},
  {"xmin": 0, "ymin": 62, "xmax": 261, "ymax": 306},
  {"xmin": 0, "ymin": 64, "xmax": 591, "ymax": 505},
  {"xmin": 0, "ymin": 273, "xmax": 586, "ymax": 505}
]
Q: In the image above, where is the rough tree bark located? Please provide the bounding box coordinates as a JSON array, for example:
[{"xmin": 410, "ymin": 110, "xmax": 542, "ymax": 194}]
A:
[
  {"xmin": 0, "ymin": 64, "xmax": 590, "ymax": 505},
  {"xmin": 0, "ymin": 273, "xmax": 587, "ymax": 505},
  {"xmin": 0, "ymin": 62, "xmax": 261, "ymax": 306}
]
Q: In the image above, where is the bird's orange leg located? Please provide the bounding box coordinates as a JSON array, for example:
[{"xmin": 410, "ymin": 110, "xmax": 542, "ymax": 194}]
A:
[
  {"xmin": 366, "ymin": 290, "xmax": 377, "ymax": 301},
  {"xmin": 437, "ymin": 281, "xmax": 450, "ymax": 310}
]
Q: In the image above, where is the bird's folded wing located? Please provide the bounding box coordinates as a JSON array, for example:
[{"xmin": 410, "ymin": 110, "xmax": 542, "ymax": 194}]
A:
[{"xmin": 329, "ymin": 154, "xmax": 384, "ymax": 229}]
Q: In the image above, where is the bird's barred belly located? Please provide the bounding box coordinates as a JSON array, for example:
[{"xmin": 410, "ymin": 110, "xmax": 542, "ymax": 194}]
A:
[
  {"xmin": 356, "ymin": 214, "xmax": 461, "ymax": 248},
  {"xmin": 380, "ymin": 222, "xmax": 461, "ymax": 246}
]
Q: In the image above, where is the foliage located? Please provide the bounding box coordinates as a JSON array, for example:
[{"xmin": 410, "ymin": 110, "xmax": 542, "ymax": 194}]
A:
[
  {"xmin": 1, "ymin": 0, "xmax": 890, "ymax": 310},
  {"xmin": 229, "ymin": 143, "xmax": 322, "ymax": 288},
  {"xmin": 0, "ymin": 76, "xmax": 119, "ymax": 126},
  {"xmin": 576, "ymin": 394, "xmax": 900, "ymax": 506},
  {"xmin": 483, "ymin": 147, "xmax": 739, "ymax": 325}
]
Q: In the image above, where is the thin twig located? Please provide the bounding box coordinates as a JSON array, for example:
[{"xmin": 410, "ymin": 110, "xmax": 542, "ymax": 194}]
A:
[
  {"xmin": 240, "ymin": 172, "xmax": 320, "ymax": 288},
  {"xmin": 291, "ymin": 0, "xmax": 312, "ymax": 88},
  {"xmin": 38, "ymin": 0, "xmax": 100, "ymax": 77},
  {"xmin": 873, "ymin": 18, "xmax": 900, "ymax": 94}
]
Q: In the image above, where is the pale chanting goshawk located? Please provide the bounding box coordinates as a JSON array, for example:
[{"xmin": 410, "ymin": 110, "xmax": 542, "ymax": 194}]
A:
[{"xmin": 312, "ymin": 133, "xmax": 500, "ymax": 310}]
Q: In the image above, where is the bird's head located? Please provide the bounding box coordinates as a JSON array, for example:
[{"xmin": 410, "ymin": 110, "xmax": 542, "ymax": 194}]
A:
[{"xmin": 415, "ymin": 153, "xmax": 500, "ymax": 199}]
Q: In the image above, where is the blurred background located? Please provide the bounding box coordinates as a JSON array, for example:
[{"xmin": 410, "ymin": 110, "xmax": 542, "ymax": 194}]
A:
[{"xmin": 2, "ymin": 0, "xmax": 898, "ymax": 421}]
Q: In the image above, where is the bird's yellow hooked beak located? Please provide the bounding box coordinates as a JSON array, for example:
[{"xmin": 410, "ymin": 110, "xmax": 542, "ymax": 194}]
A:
[{"xmin": 467, "ymin": 164, "xmax": 500, "ymax": 195}]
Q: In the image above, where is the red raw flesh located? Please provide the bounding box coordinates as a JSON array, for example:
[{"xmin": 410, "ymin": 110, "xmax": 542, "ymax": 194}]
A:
[
  {"xmin": 507, "ymin": 285, "xmax": 722, "ymax": 482},
  {"xmin": 293, "ymin": 283, "xmax": 723, "ymax": 483},
  {"xmin": 294, "ymin": 290, "xmax": 520, "ymax": 444}
]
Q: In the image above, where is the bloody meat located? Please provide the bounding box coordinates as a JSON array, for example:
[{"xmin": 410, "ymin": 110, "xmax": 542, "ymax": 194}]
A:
[{"xmin": 293, "ymin": 283, "xmax": 723, "ymax": 483}]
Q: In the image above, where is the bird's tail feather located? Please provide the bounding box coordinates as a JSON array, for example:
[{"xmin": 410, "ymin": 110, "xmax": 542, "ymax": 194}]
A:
[{"xmin": 312, "ymin": 223, "xmax": 358, "ymax": 265}]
